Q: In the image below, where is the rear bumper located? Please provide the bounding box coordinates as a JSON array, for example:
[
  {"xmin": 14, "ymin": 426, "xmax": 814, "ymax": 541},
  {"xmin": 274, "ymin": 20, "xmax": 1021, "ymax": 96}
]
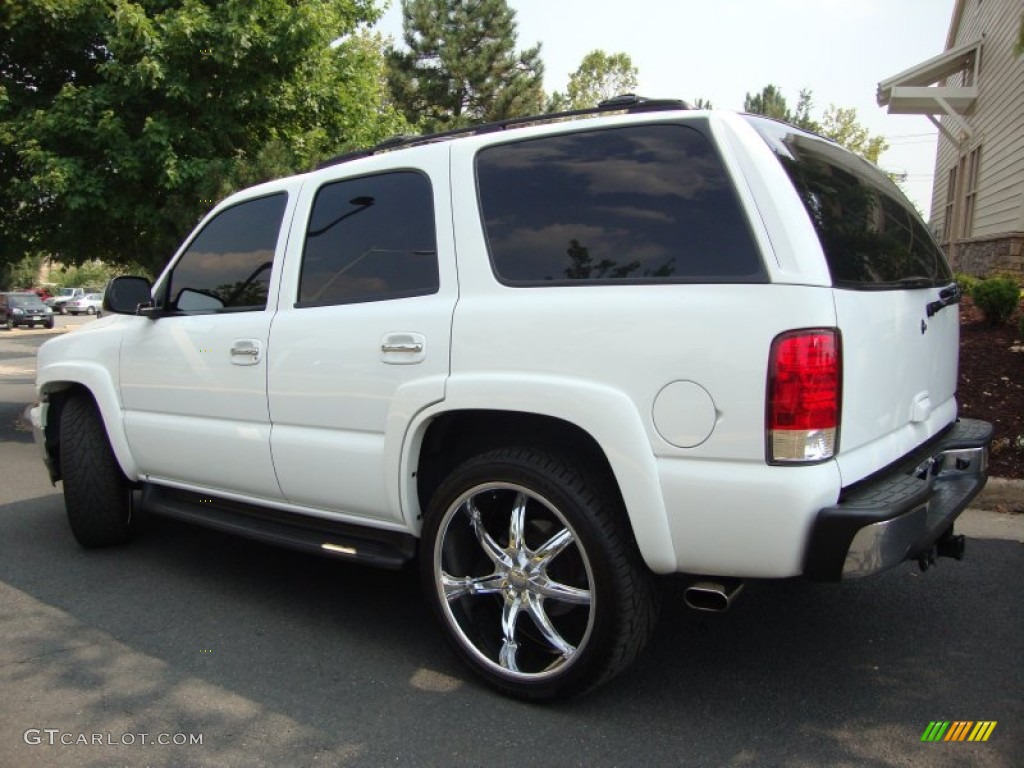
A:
[{"xmin": 803, "ymin": 418, "xmax": 993, "ymax": 581}]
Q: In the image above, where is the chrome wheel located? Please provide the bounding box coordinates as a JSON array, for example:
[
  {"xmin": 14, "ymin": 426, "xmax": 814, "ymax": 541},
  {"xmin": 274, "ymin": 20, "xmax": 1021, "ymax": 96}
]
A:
[{"xmin": 433, "ymin": 482, "xmax": 595, "ymax": 681}]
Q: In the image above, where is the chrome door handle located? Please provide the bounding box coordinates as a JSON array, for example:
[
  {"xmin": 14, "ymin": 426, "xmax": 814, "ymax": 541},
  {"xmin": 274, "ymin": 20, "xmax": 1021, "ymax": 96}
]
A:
[
  {"xmin": 381, "ymin": 342, "xmax": 424, "ymax": 354},
  {"xmin": 230, "ymin": 339, "xmax": 263, "ymax": 365}
]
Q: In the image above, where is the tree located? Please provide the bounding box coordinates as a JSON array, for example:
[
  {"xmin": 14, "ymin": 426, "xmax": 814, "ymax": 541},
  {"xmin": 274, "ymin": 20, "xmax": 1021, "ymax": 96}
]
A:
[
  {"xmin": 0, "ymin": 1, "xmax": 401, "ymax": 275},
  {"xmin": 743, "ymin": 84, "xmax": 818, "ymax": 131},
  {"xmin": 387, "ymin": 0, "xmax": 545, "ymax": 133},
  {"xmin": 691, "ymin": 98, "xmax": 714, "ymax": 110},
  {"xmin": 819, "ymin": 105, "xmax": 889, "ymax": 165},
  {"xmin": 743, "ymin": 84, "xmax": 887, "ymax": 164},
  {"xmin": 548, "ymin": 50, "xmax": 638, "ymax": 112}
]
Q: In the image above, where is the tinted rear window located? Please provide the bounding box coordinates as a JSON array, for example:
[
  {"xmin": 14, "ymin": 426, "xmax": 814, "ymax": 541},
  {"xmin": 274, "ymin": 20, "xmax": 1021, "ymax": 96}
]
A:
[
  {"xmin": 476, "ymin": 124, "xmax": 765, "ymax": 284},
  {"xmin": 747, "ymin": 116, "xmax": 952, "ymax": 289}
]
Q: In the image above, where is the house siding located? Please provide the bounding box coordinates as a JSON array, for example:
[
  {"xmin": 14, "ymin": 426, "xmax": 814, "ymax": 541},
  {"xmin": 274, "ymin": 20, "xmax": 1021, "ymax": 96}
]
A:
[{"xmin": 929, "ymin": 0, "xmax": 1024, "ymax": 277}]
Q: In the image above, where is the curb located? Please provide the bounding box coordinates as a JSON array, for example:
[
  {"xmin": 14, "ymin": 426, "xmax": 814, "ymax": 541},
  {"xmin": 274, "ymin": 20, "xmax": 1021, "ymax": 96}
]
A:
[{"xmin": 972, "ymin": 477, "xmax": 1024, "ymax": 513}]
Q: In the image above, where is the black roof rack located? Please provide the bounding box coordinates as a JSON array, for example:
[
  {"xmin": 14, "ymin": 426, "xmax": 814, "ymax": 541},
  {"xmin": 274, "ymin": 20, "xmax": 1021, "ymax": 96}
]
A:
[{"xmin": 316, "ymin": 94, "xmax": 692, "ymax": 169}]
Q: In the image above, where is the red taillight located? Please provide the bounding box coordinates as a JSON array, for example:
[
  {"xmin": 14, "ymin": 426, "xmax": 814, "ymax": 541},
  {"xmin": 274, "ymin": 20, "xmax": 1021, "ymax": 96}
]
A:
[{"xmin": 767, "ymin": 329, "xmax": 841, "ymax": 463}]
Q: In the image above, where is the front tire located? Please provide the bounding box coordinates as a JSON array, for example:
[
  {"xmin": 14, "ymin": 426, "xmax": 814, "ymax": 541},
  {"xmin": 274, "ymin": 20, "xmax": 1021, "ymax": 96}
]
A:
[
  {"xmin": 60, "ymin": 394, "xmax": 134, "ymax": 547},
  {"xmin": 420, "ymin": 447, "xmax": 659, "ymax": 700}
]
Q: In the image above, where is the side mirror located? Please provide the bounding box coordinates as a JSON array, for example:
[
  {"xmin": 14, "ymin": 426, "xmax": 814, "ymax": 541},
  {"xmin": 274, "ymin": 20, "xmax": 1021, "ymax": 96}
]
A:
[{"xmin": 104, "ymin": 276, "xmax": 153, "ymax": 315}]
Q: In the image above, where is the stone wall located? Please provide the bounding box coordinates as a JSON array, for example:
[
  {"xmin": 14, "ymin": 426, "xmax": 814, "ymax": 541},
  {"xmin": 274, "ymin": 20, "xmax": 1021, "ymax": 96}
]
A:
[{"xmin": 947, "ymin": 233, "xmax": 1024, "ymax": 281}]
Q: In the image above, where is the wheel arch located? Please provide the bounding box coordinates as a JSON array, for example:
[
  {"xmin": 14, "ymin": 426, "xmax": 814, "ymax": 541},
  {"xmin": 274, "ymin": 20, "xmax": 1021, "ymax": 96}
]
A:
[
  {"xmin": 38, "ymin": 367, "xmax": 138, "ymax": 483},
  {"xmin": 401, "ymin": 378, "xmax": 678, "ymax": 573}
]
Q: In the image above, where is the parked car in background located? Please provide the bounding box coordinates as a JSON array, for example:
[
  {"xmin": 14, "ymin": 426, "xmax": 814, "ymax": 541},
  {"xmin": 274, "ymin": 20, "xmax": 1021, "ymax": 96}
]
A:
[
  {"xmin": 46, "ymin": 287, "xmax": 86, "ymax": 314},
  {"xmin": 1, "ymin": 291, "xmax": 54, "ymax": 330},
  {"xmin": 64, "ymin": 293, "xmax": 104, "ymax": 316}
]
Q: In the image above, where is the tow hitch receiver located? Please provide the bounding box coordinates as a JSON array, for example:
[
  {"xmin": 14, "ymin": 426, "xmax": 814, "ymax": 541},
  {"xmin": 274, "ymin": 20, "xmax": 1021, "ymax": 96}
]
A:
[{"xmin": 919, "ymin": 529, "xmax": 966, "ymax": 571}]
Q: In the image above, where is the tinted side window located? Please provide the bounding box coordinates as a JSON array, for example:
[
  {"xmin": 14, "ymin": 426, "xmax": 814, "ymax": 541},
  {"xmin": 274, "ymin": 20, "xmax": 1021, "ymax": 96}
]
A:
[
  {"xmin": 747, "ymin": 116, "xmax": 952, "ymax": 288},
  {"xmin": 298, "ymin": 172, "xmax": 438, "ymax": 306},
  {"xmin": 165, "ymin": 193, "xmax": 287, "ymax": 312},
  {"xmin": 476, "ymin": 124, "xmax": 764, "ymax": 284}
]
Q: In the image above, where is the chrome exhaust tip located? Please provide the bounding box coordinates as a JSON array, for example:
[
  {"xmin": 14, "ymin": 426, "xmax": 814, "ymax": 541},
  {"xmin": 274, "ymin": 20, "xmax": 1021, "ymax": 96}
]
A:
[{"xmin": 684, "ymin": 578, "xmax": 744, "ymax": 612}]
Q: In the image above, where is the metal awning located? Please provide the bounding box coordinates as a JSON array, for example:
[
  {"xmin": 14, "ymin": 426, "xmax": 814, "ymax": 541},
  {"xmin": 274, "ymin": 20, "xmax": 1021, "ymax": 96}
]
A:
[{"xmin": 876, "ymin": 38, "xmax": 982, "ymax": 141}]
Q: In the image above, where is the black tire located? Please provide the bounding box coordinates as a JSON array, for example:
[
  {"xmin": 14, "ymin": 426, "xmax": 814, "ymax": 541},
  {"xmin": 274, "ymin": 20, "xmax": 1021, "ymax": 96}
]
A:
[
  {"xmin": 420, "ymin": 447, "xmax": 659, "ymax": 700},
  {"xmin": 86, "ymin": 306, "xmax": 96, "ymax": 315},
  {"xmin": 60, "ymin": 394, "xmax": 134, "ymax": 547},
  {"xmin": 44, "ymin": 319, "xmax": 55, "ymax": 329}
]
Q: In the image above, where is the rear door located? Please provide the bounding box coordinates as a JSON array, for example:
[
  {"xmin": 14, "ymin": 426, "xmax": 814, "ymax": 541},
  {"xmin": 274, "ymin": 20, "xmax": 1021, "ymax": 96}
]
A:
[
  {"xmin": 267, "ymin": 152, "xmax": 456, "ymax": 524},
  {"xmin": 750, "ymin": 118, "xmax": 959, "ymax": 485}
]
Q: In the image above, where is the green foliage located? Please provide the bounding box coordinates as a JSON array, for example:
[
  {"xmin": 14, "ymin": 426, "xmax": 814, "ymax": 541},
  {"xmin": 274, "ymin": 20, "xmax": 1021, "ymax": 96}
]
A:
[
  {"xmin": 691, "ymin": 98, "xmax": 714, "ymax": 110},
  {"xmin": 743, "ymin": 85, "xmax": 818, "ymax": 131},
  {"xmin": 972, "ymin": 277, "xmax": 1021, "ymax": 326},
  {"xmin": 954, "ymin": 272, "xmax": 981, "ymax": 298},
  {"xmin": 387, "ymin": 0, "xmax": 545, "ymax": 133},
  {"xmin": 0, "ymin": 254, "xmax": 41, "ymax": 290},
  {"xmin": 548, "ymin": 50, "xmax": 638, "ymax": 111},
  {"xmin": 48, "ymin": 260, "xmax": 127, "ymax": 291},
  {"xmin": 744, "ymin": 84, "xmax": 887, "ymax": 164},
  {"xmin": 819, "ymin": 105, "xmax": 889, "ymax": 165},
  {"xmin": 1, "ymin": 1, "xmax": 400, "ymax": 276}
]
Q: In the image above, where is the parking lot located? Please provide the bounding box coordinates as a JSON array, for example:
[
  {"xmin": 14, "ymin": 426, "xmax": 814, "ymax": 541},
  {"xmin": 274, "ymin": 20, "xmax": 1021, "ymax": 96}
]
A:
[{"xmin": 1, "ymin": 321, "xmax": 1021, "ymax": 767}]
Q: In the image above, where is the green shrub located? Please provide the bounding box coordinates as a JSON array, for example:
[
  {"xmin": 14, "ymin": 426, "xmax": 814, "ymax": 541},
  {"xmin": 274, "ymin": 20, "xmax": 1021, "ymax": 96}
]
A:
[
  {"xmin": 1019, "ymin": 311, "xmax": 1024, "ymax": 340},
  {"xmin": 954, "ymin": 272, "xmax": 980, "ymax": 298},
  {"xmin": 971, "ymin": 277, "xmax": 1021, "ymax": 325}
]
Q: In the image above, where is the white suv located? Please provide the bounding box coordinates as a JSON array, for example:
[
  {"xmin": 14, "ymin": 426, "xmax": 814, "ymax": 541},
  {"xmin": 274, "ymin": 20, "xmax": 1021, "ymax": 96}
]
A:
[{"xmin": 31, "ymin": 97, "xmax": 992, "ymax": 700}]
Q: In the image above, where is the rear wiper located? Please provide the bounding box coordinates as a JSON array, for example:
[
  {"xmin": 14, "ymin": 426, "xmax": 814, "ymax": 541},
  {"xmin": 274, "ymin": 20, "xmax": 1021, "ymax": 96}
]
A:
[{"xmin": 926, "ymin": 283, "xmax": 961, "ymax": 317}]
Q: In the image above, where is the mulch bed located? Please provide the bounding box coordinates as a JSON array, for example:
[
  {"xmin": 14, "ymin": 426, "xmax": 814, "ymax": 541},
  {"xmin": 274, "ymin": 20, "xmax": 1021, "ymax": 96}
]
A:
[{"xmin": 956, "ymin": 296, "xmax": 1024, "ymax": 479}]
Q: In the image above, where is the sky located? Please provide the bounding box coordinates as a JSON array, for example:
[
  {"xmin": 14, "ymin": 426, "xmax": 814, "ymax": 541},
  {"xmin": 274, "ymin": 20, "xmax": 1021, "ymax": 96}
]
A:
[{"xmin": 372, "ymin": 0, "xmax": 957, "ymax": 219}]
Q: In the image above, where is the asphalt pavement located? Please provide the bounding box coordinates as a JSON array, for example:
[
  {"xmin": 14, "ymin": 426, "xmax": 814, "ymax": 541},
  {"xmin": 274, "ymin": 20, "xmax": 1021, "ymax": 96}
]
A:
[{"xmin": 1, "ymin": 319, "xmax": 1021, "ymax": 767}]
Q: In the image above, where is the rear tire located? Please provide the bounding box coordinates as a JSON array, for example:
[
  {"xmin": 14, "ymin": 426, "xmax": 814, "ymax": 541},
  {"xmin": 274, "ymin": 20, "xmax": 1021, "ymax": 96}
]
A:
[
  {"xmin": 60, "ymin": 395, "xmax": 134, "ymax": 547},
  {"xmin": 420, "ymin": 447, "xmax": 659, "ymax": 700}
]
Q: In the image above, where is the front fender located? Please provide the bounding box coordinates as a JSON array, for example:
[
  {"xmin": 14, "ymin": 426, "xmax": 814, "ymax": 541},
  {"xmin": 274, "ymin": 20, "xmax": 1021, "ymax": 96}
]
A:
[{"xmin": 37, "ymin": 341, "xmax": 137, "ymax": 482}]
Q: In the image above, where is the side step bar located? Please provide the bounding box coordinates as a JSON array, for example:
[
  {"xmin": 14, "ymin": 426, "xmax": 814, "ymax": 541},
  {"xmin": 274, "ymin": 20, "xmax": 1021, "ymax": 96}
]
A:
[{"xmin": 141, "ymin": 485, "xmax": 416, "ymax": 569}]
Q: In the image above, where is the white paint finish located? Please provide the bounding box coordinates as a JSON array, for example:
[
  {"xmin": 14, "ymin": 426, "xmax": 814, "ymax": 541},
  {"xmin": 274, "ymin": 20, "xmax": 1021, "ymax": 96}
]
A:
[
  {"xmin": 658, "ymin": 456, "xmax": 842, "ymax": 578},
  {"xmin": 832, "ymin": 287, "xmax": 959, "ymax": 486},
  {"xmin": 268, "ymin": 426, "xmax": 389, "ymax": 518},
  {"xmin": 118, "ymin": 311, "xmax": 282, "ymax": 498},
  {"xmin": 267, "ymin": 151, "xmax": 456, "ymax": 520},
  {"xmin": 436, "ymin": 373, "xmax": 678, "ymax": 573},
  {"xmin": 35, "ymin": 318, "xmax": 139, "ymax": 479},
  {"xmin": 652, "ymin": 381, "xmax": 718, "ymax": 449},
  {"xmin": 445, "ymin": 283, "xmax": 837, "ymax": 464},
  {"xmin": 711, "ymin": 112, "xmax": 832, "ymax": 285},
  {"xmin": 127, "ymin": 412, "xmax": 281, "ymax": 499}
]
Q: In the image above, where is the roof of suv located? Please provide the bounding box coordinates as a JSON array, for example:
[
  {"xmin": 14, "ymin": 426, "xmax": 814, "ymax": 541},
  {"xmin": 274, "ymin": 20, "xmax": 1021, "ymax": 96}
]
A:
[{"xmin": 318, "ymin": 94, "xmax": 693, "ymax": 169}]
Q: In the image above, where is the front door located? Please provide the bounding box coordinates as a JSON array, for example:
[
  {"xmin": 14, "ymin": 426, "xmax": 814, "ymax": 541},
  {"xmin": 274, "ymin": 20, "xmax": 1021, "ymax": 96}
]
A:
[{"xmin": 120, "ymin": 188, "xmax": 298, "ymax": 500}]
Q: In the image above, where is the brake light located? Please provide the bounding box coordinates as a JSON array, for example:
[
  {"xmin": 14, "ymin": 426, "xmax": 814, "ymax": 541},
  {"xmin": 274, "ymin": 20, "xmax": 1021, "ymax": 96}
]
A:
[{"xmin": 767, "ymin": 329, "xmax": 841, "ymax": 463}]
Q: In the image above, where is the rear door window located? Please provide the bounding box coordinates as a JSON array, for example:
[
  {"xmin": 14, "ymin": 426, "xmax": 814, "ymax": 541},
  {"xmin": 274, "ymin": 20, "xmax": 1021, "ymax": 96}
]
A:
[
  {"xmin": 298, "ymin": 171, "xmax": 438, "ymax": 306},
  {"xmin": 476, "ymin": 124, "xmax": 765, "ymax": 285},
  {"xmin": 746, "ymin": 115, "xmax": 952, "ymax": 289}
]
